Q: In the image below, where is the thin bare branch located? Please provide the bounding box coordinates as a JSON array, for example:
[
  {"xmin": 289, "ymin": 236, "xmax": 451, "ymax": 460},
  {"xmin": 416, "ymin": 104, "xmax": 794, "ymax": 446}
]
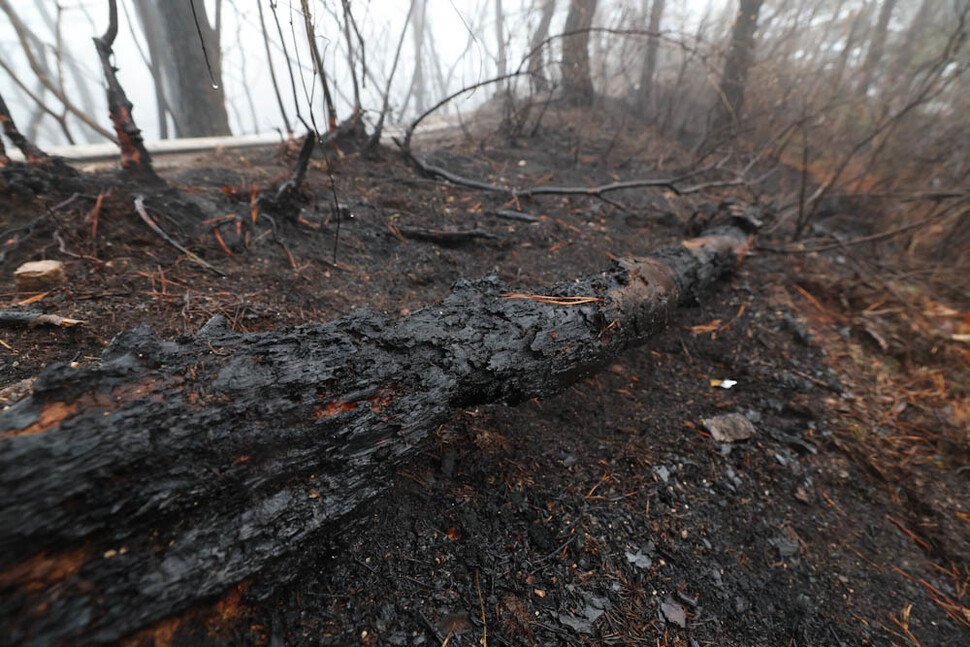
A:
[{"xmin": 0, "ymin": 0, "xmax": 115, "ymax": 142}]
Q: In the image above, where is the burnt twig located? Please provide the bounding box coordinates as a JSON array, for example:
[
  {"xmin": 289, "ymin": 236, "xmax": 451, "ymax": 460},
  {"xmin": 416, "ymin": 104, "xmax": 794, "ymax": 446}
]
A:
[
  {"xmin": 408, "ymin": 154, "xmax": 745, "ymax": 203},
  {"xmin": 0, "ymin": 311, "xmax": 84, "ymax": 328},
  {"xmin": 760, "ymin": 210, "xmax": 955, "ymax": 254},
  {"xmin": 494, "ymin": 210, "xmax": 541, "ymax": 223},
  {"xmin": 134, "ymin": 196, "xmax": 224, "ymax": 277},
  {"xmin": 0, "ymin": 91, "xmax": 51, "ymax": 165},
  {"xmin": 188, "ymin": 0, "xmax": 220, "ymax": 89},
  {"xmin": 0, "ymin": 217, "xmax": 45, "ymax": 265}
]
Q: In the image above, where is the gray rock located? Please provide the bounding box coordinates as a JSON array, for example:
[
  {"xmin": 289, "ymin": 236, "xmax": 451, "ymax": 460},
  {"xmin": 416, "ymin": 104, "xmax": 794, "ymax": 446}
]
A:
[
  {"xmin": 661, "ymin": 598, "xmax": 687, "ymax": 628},
  {"xmin": 625, "ymin": 550, "xmax": 652, "ymax": 569},
  {"xmin": 702, "ymin": 413, "xmax": 756, "ymax": 442}
]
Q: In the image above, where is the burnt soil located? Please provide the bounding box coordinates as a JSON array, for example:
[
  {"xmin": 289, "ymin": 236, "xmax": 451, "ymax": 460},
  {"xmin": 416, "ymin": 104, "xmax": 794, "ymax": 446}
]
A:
[{"xmin": 1, "ymin": 110, "xmax": 968, "ymax": 646}]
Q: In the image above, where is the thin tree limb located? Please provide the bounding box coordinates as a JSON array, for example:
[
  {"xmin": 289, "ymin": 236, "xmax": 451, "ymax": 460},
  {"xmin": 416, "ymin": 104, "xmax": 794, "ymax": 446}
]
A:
[
  {"xmin": 257, "ymin": 0, "xmax": 293, "ymax": 134},
  {"xmin": 134, "ymin": 196, "xmax": 225, "ymax": 277},
  {"xmin": 299, "ymin": 0, "xmax": 338, "ymax": 131},
  {"xmin": 0, "ymin": 0, "xmax": 115, "ymax": 142}
]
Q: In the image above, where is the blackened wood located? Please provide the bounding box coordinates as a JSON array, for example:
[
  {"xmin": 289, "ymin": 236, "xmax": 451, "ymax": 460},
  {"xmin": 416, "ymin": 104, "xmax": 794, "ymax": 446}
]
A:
[
  {"xmin": 93, "ymin": 0, "xmax": 156, "ymax": 178},
  {"xmin": 0, "ymin": 115, "xmax": 8, "ymax": 165},
  {"xmin": 398, "ymin": 226, "xmax": 498, "ymax": 247},
  {"xmin": 713, "ymin": 0, "xmax": 765, "ymax": 133},
  {"xmin": 0, "ymin": 215, "xmax": 756, "ymax": 645},
  {"xmin": 0, "ymin": 311, "xmax": 83, "ymax": 328},
  {"xmin": 0, "ymin": 92, "xmax": 50, "ymax": 165},
  {"xmin": 259, "ymin": 132, "xmax": 316, "ymax": 215}
]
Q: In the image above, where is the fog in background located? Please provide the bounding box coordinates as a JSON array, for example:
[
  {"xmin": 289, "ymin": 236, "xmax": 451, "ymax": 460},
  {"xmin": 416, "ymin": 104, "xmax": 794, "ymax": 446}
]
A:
[
  {"xmin": 2, "ymin": 0, "xmax": 968, "ymax": 221},
  {"xmin": 0, "ymin": 0, "xmax": 724, "ymax": 147}
]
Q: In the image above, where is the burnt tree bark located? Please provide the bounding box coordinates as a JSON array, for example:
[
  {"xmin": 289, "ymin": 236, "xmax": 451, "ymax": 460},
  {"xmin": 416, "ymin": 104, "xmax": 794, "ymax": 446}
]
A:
[
  {"xmin": 562, "ymin": 0, "xmax": 599, "ymax": 106},
  {"xmin": 528, "ymin": 0, "xmax": 557, "ymax": 92},
  {"xmin": 0, "ymin": 92, "xmax": 50, "ymax": 165},
  {"xmin": 94, "ymin": 0, "xmax": 156, "ymax": 178},
  {"xmin": 713, "ymin": 0, "xmax": 765, "ymax": 134},
  {"xmin": 0, "ymin": 214, "xmax": 758, "ymax": 645}
]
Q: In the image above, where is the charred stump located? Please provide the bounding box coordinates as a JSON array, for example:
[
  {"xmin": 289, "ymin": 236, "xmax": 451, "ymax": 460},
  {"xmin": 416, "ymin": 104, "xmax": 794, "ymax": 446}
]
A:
[
  {"xmin": 258, "ymin": 132, "xmax": 316, "ymax": 216},
  {"xmin": 0, "ymin": 92, "xmax": 82, "ymax": 201},
  {"xmin": 0, "ymin": 213, "xmax": 758, "ymax": 644},
  {"xmin": 0, "ymin": 92, "xmax": 52, "ymax": 166},
  {"xmin": 93, "ymin": 0, "xmax": 157, "ymax": 179}
]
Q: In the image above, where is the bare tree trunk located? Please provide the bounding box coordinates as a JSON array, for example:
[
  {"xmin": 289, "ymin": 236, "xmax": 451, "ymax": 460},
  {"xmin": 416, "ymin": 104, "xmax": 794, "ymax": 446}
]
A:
[
  {"xmin": 132, "ymin": 0, "xmax": 231, "ymax": 137},
  {"xmin": 857, "ymin": 0, "xmax": 899, "ymax": 98},
  {"xmin": 528, "ymin": 0, "xmax": 557, "ymax": 92},
  {"xmin": 127, "ymin": 0, "xmax": 176, "ymax": 139},
  {"xmin": 713, "ymin": 0, "xmax": 765, "ymax": 134},
  {"xmin": 235, "ymin": 17, "xmax": 259, "ymax": 134},
  {"xmin": 638, "ymin": 0, "xmax": 666, "ymax": 113},
  {"xmin": 495, "ymin": 0, "xmax": 508, "ymax": 95},
  {"xmin": 411, "ymin": 0, "xmax": 428, "ymax": 114},
  {"xmin": 802, "ymin": 1, "xmax": 839, "ymax": 71},
  {"xmin": 562, "ymin": 0, "xmax": 599, "ymax": 106},
  {"xmin": 366, "ymin": 0, "xmax": 418, "ymax": 151},
  {"xmin": 661, "ymin": 3, "xmax": 712, "ymax": 133}
]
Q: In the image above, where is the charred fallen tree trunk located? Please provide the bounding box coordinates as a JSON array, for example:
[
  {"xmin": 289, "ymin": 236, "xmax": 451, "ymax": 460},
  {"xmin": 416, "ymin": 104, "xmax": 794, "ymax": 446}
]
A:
[{"xmin": 0, "ymin": 213, "xmax": 758, "ymax": 645}]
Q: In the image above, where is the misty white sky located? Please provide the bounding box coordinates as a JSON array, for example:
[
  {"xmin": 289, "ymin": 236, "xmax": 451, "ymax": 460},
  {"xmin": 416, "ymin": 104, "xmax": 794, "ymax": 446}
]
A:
[{"xmin": 0, "ymin": 0, "xmax": 729, "ymax": 147}]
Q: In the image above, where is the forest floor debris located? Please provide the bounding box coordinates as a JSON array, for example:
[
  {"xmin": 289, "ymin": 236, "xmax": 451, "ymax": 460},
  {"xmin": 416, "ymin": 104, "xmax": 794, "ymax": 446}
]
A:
[{"xmin": 0, "ymin": 109, "xmax": 967, "ymax": 646}]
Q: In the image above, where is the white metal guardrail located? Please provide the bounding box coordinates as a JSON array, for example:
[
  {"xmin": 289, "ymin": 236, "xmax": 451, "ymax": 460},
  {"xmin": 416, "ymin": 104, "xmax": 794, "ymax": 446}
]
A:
[{"xmin": 6, "ymin": 118, "xmax": 457, "ymax": 165}]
